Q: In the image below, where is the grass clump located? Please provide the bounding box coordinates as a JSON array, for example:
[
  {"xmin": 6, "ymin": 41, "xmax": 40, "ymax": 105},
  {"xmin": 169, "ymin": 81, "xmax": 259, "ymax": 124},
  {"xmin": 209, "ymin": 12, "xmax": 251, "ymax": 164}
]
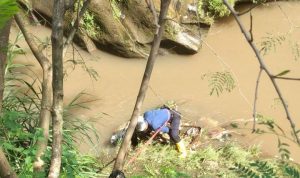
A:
[{"xmin": 123, "ymin": 140, "xmax": 300, "ymax": 177}]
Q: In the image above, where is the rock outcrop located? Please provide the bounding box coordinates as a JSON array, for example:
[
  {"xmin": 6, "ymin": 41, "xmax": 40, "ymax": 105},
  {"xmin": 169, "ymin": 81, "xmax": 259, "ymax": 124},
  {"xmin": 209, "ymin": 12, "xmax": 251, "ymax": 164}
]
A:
[{"xmin": 26, "ymin": 0, "xmax": 205, "ymax": 58}]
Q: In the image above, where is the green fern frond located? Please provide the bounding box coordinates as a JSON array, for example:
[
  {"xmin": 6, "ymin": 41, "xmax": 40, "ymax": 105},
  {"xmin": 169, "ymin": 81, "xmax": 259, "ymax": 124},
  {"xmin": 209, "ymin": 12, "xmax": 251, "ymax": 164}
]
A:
[
  {"xmin": 231, "ymin": 163, "xmax": 260, "ymax": 178},
  {"xmin": 250, "ymin": 160, "xmax": 277, "ymax": 177},
  {"xmin": 277, "ymin": 138, "xmax": 291, "ymax": 160},
  {"xmin": 260, "ymin": 33, "xmax": 286, "ymax": 56},
  {"xmin": 283, "ymin": 164, "xmax": 300, "ymax": 178},
  {"xmin": 207, "ymin": 71, "xmax": 235, "ymax": 96}
]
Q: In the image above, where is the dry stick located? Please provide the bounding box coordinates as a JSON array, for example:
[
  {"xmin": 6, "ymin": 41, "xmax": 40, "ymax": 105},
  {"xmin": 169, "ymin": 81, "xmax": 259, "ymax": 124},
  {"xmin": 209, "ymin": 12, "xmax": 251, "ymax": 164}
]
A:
[
  {"xmin": 48, "ymin": 0, "xmax": 65, "ymax": 177},
  {"xmin": 63, "ymin": 0, "xmax": 91, "ymax": 56},
  {"xmin": 252, "ymin": 68, "xmax": 262, "ymax": 132},
  {"xmin": 223, "ymin": 0, "xmax": 300, "ymax": 144},
  {"xmin": 112, "ymin": 0, "xmax": 171, "ymax": 173},
  {"xmin": 14, "ymin": 14, "xmax": 53, "ymax": 173}
]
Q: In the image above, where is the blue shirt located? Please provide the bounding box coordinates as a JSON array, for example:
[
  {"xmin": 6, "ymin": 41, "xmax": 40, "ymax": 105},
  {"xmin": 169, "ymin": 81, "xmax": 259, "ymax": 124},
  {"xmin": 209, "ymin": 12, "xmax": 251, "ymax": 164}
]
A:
[{"xmin": 144, "ymin": 108, "xmax": 170, "ymax": 133}]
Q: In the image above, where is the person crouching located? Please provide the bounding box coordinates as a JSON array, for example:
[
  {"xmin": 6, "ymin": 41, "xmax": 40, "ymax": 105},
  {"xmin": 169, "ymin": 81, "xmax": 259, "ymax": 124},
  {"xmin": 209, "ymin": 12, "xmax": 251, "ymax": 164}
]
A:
[{"xmin": 132, "ymin": 104, "xmax": 187, "ymax": 158}]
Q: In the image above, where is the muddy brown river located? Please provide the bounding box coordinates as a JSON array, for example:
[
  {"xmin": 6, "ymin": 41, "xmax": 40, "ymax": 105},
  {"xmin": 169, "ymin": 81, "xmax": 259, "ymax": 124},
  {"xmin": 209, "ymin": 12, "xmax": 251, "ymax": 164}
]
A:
[{"xmin": 13, "ymin": 1, "xmax": 300, "ymax": 162}]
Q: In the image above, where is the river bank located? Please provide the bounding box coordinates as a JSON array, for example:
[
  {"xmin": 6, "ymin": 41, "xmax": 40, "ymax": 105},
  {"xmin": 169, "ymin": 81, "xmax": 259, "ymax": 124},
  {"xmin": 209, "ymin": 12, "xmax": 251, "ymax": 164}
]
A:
[{"xmin": 12, "ymin": 1, "xmax": 300, "ymax": 163}]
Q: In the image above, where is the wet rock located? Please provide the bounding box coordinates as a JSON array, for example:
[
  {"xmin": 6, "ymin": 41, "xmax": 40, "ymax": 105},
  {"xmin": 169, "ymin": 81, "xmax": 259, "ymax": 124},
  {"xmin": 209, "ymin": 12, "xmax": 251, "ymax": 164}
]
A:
[
  {"xmin": 24, "ymin": 0, "xmax": 206, "ymax": 58},
  {"xmin": 162, "ymin": 20, "xmax": 201, "ymax": 54}
]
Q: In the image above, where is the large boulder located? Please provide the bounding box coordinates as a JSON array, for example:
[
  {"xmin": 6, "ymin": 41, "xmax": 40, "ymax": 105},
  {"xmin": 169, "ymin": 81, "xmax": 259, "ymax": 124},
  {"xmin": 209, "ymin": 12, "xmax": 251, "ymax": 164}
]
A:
[{"xmin": 25, "ymin": 0, "xmax": 207, "ymax": 58}]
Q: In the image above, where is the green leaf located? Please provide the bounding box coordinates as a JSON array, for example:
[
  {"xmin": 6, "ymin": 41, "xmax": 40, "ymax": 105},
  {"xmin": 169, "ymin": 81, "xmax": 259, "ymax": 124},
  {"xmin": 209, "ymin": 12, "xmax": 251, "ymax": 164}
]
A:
[
  {"xmin": 0, "ymin": 0, "xmax": 18, "ymax": 29},
  {"xmin": 275, "ymin": 70, "xmax": 290, "ymax": 77}
]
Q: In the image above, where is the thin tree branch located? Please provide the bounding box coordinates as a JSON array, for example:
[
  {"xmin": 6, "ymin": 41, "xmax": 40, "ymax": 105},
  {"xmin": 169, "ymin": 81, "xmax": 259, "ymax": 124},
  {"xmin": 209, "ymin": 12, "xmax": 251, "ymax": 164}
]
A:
[
  {"xmin": 63, "ymin": 0, "xmax": 91, "ymax": 52},
  {"xmin": 14, "ymin": 13, "xmax": 53, "ymax": 173},
  {"xmin": 252, "ymin": 68, "xmax": 262, "ymax": 132},
  {"xmin": 146, "ymin": 0, "xmax": 159, "ymax": 34},
  {"xmin": 223, "ymin": 0, "xmax": 300, "ymax": 144},
  {"xmin": 237, "ymin": 3, "xmax": 261, "ymax": 16},
  {"xmin": 14, "ymin": 14, "xmax": 49, "ymax": 67},
  {"xmin": 273, "ymin": 76, "xmax": 300, "ymax": 81},
  {"xmin": 111, "ymin": 0, "xmax": 171, "ymax": 176},
  {"xmin": 249, "ymin": 11, "xmax": 253, "ymax": 42}
]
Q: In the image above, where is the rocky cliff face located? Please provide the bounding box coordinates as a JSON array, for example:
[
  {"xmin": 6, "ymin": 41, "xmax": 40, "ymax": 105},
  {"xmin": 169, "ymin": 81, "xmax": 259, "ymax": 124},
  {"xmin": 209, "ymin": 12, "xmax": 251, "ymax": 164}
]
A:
[{"xmin": 26, "ymin": 0, "xmax": 254, "ymax": 58}]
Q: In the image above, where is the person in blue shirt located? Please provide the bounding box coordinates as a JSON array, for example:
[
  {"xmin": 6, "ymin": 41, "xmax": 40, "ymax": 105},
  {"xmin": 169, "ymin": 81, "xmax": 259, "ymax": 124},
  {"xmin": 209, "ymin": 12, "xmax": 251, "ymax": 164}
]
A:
[{"xmin": 132, "ymin": 103, "xmax": 187, "ymax": 158}]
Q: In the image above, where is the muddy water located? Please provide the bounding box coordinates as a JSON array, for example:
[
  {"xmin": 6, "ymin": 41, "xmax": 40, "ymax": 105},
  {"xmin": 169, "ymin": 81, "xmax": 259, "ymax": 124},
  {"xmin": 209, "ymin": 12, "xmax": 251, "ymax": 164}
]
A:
[{"xmin": 13, "ymin": 2, "xmax": 300, "ymax": 161}]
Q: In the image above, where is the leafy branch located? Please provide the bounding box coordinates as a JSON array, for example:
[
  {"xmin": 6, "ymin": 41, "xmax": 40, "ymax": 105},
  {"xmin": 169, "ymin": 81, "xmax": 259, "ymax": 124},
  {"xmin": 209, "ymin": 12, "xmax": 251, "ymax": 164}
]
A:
[
  {"xmin": 203, "ymin": 71, "xmax": 236, "ymax": 96},
  {"xmin": 223, "ymin": 0, "xmax": 300, "ymax": 144},
  {"xmin": 259, "ymin": 33, "xmax": 286, "ymax": 56}
]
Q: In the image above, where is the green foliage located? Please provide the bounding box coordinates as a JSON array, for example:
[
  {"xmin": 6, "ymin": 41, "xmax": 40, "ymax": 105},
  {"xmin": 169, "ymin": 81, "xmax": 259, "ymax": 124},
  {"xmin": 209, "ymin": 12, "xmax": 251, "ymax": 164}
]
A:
[
  {"xmin": 197, "ymin": 0, "xmax": 235, "ymax": 25},
  {"xmin": 260, "ymin": 33, "xmax": 286, "ymax": 56},
  {"xmin": 277, "ymin": 139, "xmax": 290, "ymax": 160},
  {"xmin": 255, "ymin": 114, "xmax": 285, "ymax": 135},
  {"xmin": 111, "ymin": 0, "xmax": 122, "ymax": 19},
  {"xmin": 0, "ymin": 38, "xmax": 101, "ymax": 177},
  {"xmin": 203, "ymin": 71, "xmax": 235, "ymax": 96},
  {"xmin": 233, "ymin": 160, "xmax": 277, "ymax": 178},
  {"xmin": 82, "ymin": 10, "xmax": 101, "ymax": 37},
  {"xmin": 75, "ymin": 0, "xmax": 101, "ymax": 38},
  {"xmin": 0, "ymin": 0, "xmax": 18, "ymax": 29},
  {"xmin": 206, "ymin": 0, "xmax": 235, "ymax": 18},
  {"xmin": 126, "ymin": 132, "xmax": 300, "ymax": 178},
  {"xmin": 283, "ymin": 163, "xmax": 300, "ymax": 178},
  {"xmin": 275, "ymin": 70, "xmax": 290, "ymax": 77}
]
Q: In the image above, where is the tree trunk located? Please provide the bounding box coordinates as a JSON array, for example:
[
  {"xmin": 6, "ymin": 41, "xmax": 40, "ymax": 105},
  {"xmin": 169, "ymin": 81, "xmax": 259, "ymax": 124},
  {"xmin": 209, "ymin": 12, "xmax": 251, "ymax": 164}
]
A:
[
  {"xmin": 0, "ymin": 20, "xmax": 18, "ymax": 178},
  {"xmin": 14, "ymin": 14, "xmax": 53, "ymax": 174},
  {"xmin": 48, "ymin": 0, "xmax": 65, "ymax": 177},
  {"xmin": 112, "ymin": 0, "xmax": 171, "ymax": 173},
  {"xmin": 0, "ymin": 20, "xmax": 12, "ymax": 112},
  {"xmin": 0, "ymin": 148, "xmax": 18, "ymax": 178}
]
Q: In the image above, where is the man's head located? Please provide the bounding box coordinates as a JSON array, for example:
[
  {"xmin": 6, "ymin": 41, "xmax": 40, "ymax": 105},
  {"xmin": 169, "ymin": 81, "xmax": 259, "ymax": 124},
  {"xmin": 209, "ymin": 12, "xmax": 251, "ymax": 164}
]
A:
[{"xmin": 136, "ymin": 115, "xmax": 148, "ymax": 132}]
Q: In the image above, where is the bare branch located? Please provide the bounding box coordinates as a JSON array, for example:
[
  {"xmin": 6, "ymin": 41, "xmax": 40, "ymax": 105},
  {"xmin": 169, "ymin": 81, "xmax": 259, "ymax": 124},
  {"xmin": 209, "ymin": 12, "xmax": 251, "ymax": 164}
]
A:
[
  {"xmin": 237, "ymin": 3, "xmax": 261, "ymax": 16},
  {"xmin": 146, "ymin": 0, "xmax": 159, "ymax": 34},
  {"xmin": 252, "ymin": 68, "xmax": 262, "ymax": 132},
  {"xmin": 14, "ymin": 13, "xmax": 53, "ymax": 173},
  {"xmin": 63, "ymin": 0, "xmax": 91, "ymax": 52},
  {"xmin": 14, "ymin": 14, "xmax": 49, "ymax": 67},
  {"xmin": 249, "ymin": 11, "xmax": 253, "ymax": 42},
  {"xmin": 111, "ymin": 0, "xmax": 171, "ymax": 176},
  {"xmin": 273, "ymin": 76, "xmax": 300, "ymax": 81},
  {"xmin": 223, "ymin": 0, "xmax": 300, "ymax": 144}
]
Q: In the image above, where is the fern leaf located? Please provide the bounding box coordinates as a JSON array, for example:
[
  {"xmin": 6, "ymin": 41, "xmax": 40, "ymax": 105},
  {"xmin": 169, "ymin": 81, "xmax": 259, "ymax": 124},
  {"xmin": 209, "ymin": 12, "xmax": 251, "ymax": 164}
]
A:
[
  {"xmin": 284, "ymin": 164, "xmax": 300, "ymax": 178},
  {"xmin": 208, "ymin": 71, "xmax": 235, "ymax": 96},
  {"xmin": 260, "ymin": 33, "xmax": 286, "ymax": 56}
]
